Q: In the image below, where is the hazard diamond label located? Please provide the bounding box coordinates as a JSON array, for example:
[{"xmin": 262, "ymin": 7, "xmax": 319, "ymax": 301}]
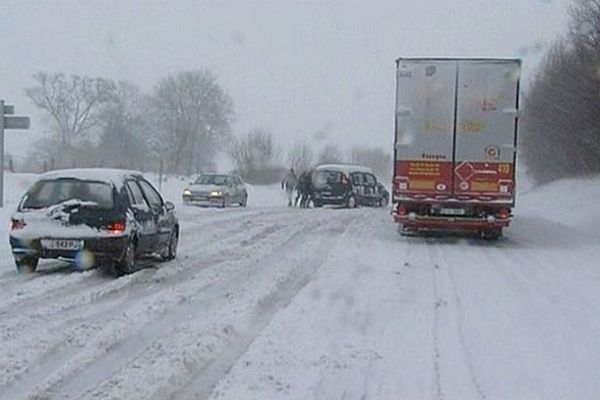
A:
[{"xmin": 454, "ymin": 162, "xmax": 476, "ymax": 181}]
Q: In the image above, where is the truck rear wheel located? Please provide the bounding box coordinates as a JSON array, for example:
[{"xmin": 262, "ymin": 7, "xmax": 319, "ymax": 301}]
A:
[{"xmin": 481, "ymin": 229, "xmax": 502, "ymax": 241}]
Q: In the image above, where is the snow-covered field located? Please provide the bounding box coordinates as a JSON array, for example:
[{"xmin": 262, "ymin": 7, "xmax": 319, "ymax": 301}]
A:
[{"xmin": 0, "ymin": 171, "xmax": 599, "ymax": 400}]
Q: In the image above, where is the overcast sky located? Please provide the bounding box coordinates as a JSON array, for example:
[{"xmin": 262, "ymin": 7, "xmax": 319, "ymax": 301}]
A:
[{"xmin": 1, "ymin": 0, "xmax": 570, "ymax": 161}]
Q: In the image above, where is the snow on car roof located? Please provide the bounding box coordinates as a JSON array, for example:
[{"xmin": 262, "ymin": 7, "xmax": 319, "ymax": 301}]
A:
[
  {"xmin": 38, "ymin": 168, "xmax": 143, "ymax": 186},
  {"xmin": 314, "ymin": 164, "xmax": 373, "ymax": 174}
]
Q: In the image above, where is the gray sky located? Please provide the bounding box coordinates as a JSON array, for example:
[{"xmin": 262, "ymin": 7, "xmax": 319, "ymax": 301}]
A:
[{"xmin": 1, "ymin": 0, "xmax": 570, "ymax": 160}]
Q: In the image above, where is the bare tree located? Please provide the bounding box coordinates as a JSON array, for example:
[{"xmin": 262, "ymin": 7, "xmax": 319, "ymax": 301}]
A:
[
  {"xmin": 25, "ymin": 72, "xmax": 116, "ymax": 151},
  {"xmin": 317, "ymin": 144, "xmax": 345, "ymax": 164},
  {"xmin": 521, "ymin": 0, "xmax": 600, "ymax": 183},
  {"xmin": 229, "ymin": 128, "xmax": 284, "ymax": 183},
  {"xmin": 97, "ymin": 82, "xmax": 150, "ymax": 169},
  {"xmin": 287, "ymin": 141, "xmax": 314, "ymax": 172},
  {"xmin": 350, "ymin": 147, "xmax": 393, "ymax": 180},
  {"xmin": 151, "ymin": 70, "xmax": 234, "ymax": 174}
]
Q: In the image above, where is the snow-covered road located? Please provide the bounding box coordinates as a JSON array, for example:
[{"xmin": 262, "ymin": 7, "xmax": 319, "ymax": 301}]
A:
[{"xmin": 1, "ymin": 174, "xmax": 599, "ymax": 400}]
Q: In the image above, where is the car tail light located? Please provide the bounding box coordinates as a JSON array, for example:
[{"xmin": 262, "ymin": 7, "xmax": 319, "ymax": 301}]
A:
[
  {"xmin": 497, "ymin": 208, "xmax": 510, "ymax": 220},
  {"xmin": 397, "ymin": 203, "xmax": 407, "ymax": 216},
  {"xmin": 106, "ymin": 220, "xmax": 126, "ymax": 234},
  {"xmin": 10, "ymin": 218, "xmax": 25, "ymax": 231}
]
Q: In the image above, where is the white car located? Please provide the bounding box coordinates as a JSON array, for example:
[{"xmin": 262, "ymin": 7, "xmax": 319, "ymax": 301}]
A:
[{"xmin": 182, "ymin": 174, "xmax": 248, "ymax": 207}]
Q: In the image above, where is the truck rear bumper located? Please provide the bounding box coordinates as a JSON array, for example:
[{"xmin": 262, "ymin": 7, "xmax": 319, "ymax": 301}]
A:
[{"xmin": 393, "ymin": 214, "xmax": 510, "ymax": 231}]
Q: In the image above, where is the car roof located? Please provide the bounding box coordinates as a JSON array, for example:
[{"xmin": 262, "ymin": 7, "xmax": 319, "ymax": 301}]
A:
[
  {"xmin": 314, "ymin": 164, "xmax": 373, "ymax": 174},
  {"xmin": 38, "ymin": 168, "xmax": 143, "ymax": 187}
]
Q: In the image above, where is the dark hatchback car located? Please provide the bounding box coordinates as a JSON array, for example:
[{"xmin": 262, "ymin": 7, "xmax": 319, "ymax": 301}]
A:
[
  {"xmin": 9, "ymin": 169, "xmax": 179, "ymax": 276},
  {"xmin": 311, "ymin": 165, "xmax": 389, "ymax": 208}
]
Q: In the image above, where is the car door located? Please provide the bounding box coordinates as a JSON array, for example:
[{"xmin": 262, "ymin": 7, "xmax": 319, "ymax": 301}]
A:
[
  {"xmin": 223, "ymin": 176, "xmax": 234, "ymax": 200},
  {"xmin": 234, "ymin": 176, "xmax": 245, "ymax": 202},
  {"xmin": 125, "ymin": 179, "xmax": 155, "ymax": 253},
  {"xmin": 350, "ymin": 172, "xmax": 365, "ymax": 202},
  {"xmin": 229, "ymin": 176, "xmax": 240, "ymax": 202},
  {"xmin": 137, "ymin": 179, "xmax": 172, "ymax": 250},
  {"xmin": 363, "ymin": 173, "xmax": 378, "ymax": 204}
]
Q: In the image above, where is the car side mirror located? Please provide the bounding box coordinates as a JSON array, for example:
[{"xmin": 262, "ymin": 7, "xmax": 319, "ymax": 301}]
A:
[{"xmin": 165, "ymin": 201, "xmax": 175, "ymax": 212}]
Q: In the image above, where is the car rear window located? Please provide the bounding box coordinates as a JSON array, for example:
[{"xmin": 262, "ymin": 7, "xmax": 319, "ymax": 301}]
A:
[
  {"xmin": 313, "ymin": 170, "xmax": 343, "ymax": 188},
  {"xmin": 21, "ymin": 179, "xmax": 115, "ymax": 210}
]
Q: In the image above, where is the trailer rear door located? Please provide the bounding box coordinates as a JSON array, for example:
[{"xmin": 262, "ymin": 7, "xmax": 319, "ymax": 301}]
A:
[
  {"xmin": 395, "ymin": 60, "xmax": 456, "ymax": 197},
  {"xmin": 454, "ymin": 60, "xmax": 520, "ymax": 200}
]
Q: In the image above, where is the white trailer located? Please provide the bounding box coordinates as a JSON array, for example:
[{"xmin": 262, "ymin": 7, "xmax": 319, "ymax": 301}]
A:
[{"xmin": 392, "ymin": 58, "xmax": 521, "ymax": 239}]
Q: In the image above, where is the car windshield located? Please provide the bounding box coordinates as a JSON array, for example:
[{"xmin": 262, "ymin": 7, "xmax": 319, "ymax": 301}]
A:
[
  {"xmin": 313, "ymin": 170, "xmax": 343, "ymax": 188},
  {"xmin": 194, "ymin": 175, "xmax": 229, "ymax": 186},
  {"xmin": 21, "ymin": 179, "xmax": 114, "ymax": 210}
]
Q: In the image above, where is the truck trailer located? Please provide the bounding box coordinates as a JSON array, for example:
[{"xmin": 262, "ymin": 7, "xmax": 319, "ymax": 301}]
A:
[{"xmin": 392, "ymin": 57, "xmax": 520, "ymax": 239}]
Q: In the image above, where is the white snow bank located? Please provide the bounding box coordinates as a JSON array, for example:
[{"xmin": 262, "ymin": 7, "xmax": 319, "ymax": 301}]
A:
[{"xmin": 516, "ymin": 176, "xmax": 600, "ymax": 231}]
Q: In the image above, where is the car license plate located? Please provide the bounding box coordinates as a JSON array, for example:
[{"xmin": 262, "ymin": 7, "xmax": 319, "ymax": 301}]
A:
[
  {"xmin": 41, "ymin": 239, "xmax": 83, "ymax": 251},
  {"xmin": 440, "ymin": 208, "xmax": 465, "ymax": 216}
]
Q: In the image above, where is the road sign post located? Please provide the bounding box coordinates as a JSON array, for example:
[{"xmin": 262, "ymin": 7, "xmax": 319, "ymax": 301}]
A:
[
  {"xmin": 0, "ymin": 100, "xmax": 4, "ymax": 208},
  {"xmin": 0, "ymin": 100, "xmax": 30, "ymax": 207}
]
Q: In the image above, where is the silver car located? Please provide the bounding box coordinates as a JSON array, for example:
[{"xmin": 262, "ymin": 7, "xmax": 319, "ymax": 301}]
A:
[{"xmin": 182, "ymin": 174, "xmax": 248, "ymax": 207}]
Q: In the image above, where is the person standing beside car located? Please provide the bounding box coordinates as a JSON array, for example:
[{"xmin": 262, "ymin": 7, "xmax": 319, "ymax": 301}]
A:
[
  {"xmin": 281, "ymin": 168, "xmax": 297, "ymax": 207},
  {"xmin": 295, "ymin": 170, "xmax": 313, "ymax": 208}
]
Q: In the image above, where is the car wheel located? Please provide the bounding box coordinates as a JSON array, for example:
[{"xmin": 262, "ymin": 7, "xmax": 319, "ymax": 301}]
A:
[
  {"xmin": 167, "ymin": 229, "xmax": 178, "ymax": 260},
  {"xmin": 347, "ymin": 195, "xmax": 357, "ymax": 209},
  {"xmin": 380, "ymin": 195, "xmax": 389, "ymax": 208},
  {"xmin": 114, "ymin": 239, "xmax": 136, "ymax": 276},
  {"xmin": 15, "ymin": 257, "xmax": 39, "ymax": 274},
  {"xmin": 240, "ymin": 195, "xmax": 248, "ymax": 207}
]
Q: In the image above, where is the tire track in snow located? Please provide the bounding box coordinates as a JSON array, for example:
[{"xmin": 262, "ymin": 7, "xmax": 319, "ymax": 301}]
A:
[
  {"xmin": 430, "ymin": 259, "xmax": 445, "ymax": 400},
  {"xmin": 0, "ymin": 208, "xmax": 289, "ymax": 314},
  {"xmin": 403, "ymin": 236, "xmax": 446, "ymax": 400},
  {"xmin": 439, "ymin": 247, "xmax": 488, "ymax": 400},
  {"xmin": 65, "ymin": 215, "xmax": 343, "ymax": 400},
  {"xmin": 426, "ymin": 241, "xmax": 488, "ymax": 400},
  {"xmin": 0, "ymin": 212, "xmax": 289, "ymax": 331},
  {"xmin": 162, "ymin": 212, "xmax": 365, "ymax": 400},
  {"xmin": 11, "ymin": 211, "xmax": 336, "ymax": 400},
  {"xmin": 0, "ymin": 211, "xmax": 314, "ymax": 398}
]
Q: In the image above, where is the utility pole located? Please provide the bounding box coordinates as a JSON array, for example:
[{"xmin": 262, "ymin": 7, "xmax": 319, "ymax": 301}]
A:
[{"xmin": 1, "ymin": 100, "xmax": 30, "ymax": 207}]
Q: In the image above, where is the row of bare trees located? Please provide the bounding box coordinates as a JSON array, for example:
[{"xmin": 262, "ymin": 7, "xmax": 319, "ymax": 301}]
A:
[
  {"xmin": 24, "ymin": 70, "xmax": 392, "ymax": 182},
  {"xmin": 229, "ymin": 129, "xmax": 392, "ymax": 184},
  {"xmin": 24, "ymin": 70, "xmax": 234, "ymax": 175},
  {"xmin": 522, "ymin": 0, "xmax": 600, "ymax": 184}
]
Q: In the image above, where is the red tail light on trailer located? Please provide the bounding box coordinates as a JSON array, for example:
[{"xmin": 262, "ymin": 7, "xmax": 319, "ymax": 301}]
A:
[
  {"xmin": 497, "ymin": 208, "xmax": 510, "ymax": 220},
  {"xmin": 397, "ymin": 203, "xmax": 407, "ymax": 216}
]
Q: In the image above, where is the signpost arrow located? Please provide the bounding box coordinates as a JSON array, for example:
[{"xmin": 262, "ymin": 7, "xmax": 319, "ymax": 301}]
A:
[
  {"xmin": 1, "ymin": 100, "xmax": 30, "ymax": 207},
  {"xmin": 4, "ymin": 116, "xmax": 30, "ymax": 130}
]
